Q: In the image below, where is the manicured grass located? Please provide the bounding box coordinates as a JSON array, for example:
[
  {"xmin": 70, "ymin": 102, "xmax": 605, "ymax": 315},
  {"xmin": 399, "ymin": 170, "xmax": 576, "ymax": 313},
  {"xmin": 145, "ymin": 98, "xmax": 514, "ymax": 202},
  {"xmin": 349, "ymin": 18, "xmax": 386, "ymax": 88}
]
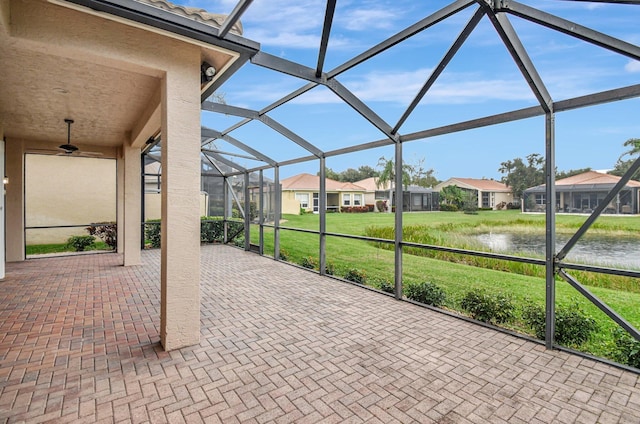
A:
[
  {"xmin": 251, "ymin": 210, "xmax": 640, "ymax": 362},
  {"xmin": 26, "ymin": 241, "xmax": 111, "ymax": 255}
]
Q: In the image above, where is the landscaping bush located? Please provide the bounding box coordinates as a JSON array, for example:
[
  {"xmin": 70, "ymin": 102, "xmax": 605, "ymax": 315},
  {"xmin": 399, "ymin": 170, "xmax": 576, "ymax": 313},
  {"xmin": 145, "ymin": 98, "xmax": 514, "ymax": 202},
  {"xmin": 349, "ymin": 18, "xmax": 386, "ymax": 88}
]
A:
[
  {"xmin": 300, "ymin": 256, "xmax": 317, "ymax": 269},
  {"xmin": 324, "ymin": 261, "xmax": 335, "ymax": 275},
  {"xmin": 86, "ymin": 222, "xmax": 117, "ymax": 250},
  {"xmin": 611, "ymin": 328, "xmax": 640, "ymax": 369},
  {"xmin": 340, "ymin": 206, "xmax": 370, "ymax": 213},
  {"xmin": 67, "ymin": 235, "xmax": 95, "ymax": 252},
  {"xmin": 200, "ymin": 218, "xmax": 224, "ymax": 243},
  {"xmin": 460, "ymin": 289, "xmax": 515, "ymax": 324},
  {"xmin": 439, "ymin": 204, "xmax": 459, "ymax": 212},
  {"xmin": 278, "ymin": 248, "xmax": 289, "ymax": 261},
  {"xmin": 375, "ymin": 279, "xmax": 394, "ymax": 294},
  {"xmin": 145, "ymin": 220, "xmax": 162, "ymax": 248},
  {"xmin": 344, "ymin": 268, "xmax": 366, "ymax": 284},
  {"xmin": 404, "ymin": 281, "xmax": 446, "ymax": 307},
  {"xmin": 522, "ymin": 302, "xmax": 599, "ymax": 346}
]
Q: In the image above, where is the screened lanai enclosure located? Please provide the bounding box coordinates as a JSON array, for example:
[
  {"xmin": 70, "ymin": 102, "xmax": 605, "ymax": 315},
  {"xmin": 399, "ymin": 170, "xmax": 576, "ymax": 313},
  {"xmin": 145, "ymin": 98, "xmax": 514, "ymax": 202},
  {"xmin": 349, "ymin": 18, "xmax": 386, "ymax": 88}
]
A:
[{"xmin": 141, "ymin": 0, "xmax": 640, "ymax": 370}]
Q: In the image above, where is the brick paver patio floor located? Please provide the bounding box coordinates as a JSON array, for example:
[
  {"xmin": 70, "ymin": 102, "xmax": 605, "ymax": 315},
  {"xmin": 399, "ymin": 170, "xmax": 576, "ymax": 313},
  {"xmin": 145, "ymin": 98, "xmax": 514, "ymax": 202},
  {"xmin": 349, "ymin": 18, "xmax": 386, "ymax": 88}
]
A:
[{"xmin": 1, "ymin": 245, "xmax": 639, "ymax": 423}]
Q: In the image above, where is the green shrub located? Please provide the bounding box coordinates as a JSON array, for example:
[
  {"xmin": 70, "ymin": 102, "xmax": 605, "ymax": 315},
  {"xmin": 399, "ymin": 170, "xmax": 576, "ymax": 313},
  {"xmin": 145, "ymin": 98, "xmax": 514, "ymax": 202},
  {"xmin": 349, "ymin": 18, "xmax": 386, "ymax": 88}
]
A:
[
  {"xmin": 233, "ymin": 236, "xmax": 245, "ymax": 248},
  {"xmin": 66, "ymin": 235, "xmax": 95, "ymax": 252},
  {"xmin": 324, "ymin": 261, "xmax": 335, "ymax": 275},
  {"xmin": 200, "ymin": 218, "xmax": 224, "ymax": 243},
  {"xmin": 344, "ymin": 268, "xmax": 366, "ymax": 284},
  {"xmin": 405, "ymin": 281, "xmax": 446, "ymax": 307},
  {"xmin": 374, "ymin": 279, "xmax": 394, "ymax": 294},
  {"xmin": 278, "ymin": 248, "xmax": 289, "ymax": 261},
  {"xmin": 611, "ymin": 328, "xmax": 640, "ymax": 369},
  {"xmin": 145, "ymin": 220, "xmax": 161, "ymax": 248},
  {"xmin": 300, "ymin": 256, "xmax": 317, "ymax": 269},
  {"xmin": 460, "ymin": 289, "xmax": 515, "ymax": 324},
  {"xmin": 522, "ymin": 302, "xmax": 599, "ymax": 346},
  {"xmin": 86, "ymin": 222, "xmax": 117, "ymax": 250},
  {"xmin": 439, "ymin": 204, "xmax": 458, "ymax": 212}
]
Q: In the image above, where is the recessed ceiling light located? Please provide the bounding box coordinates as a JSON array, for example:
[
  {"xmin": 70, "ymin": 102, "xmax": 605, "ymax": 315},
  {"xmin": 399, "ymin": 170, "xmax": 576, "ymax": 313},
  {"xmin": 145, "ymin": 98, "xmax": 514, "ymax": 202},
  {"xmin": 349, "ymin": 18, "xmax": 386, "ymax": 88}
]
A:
[{"xmin": 52, "ymin": 88, "xmax": 69, "ymax": 94}]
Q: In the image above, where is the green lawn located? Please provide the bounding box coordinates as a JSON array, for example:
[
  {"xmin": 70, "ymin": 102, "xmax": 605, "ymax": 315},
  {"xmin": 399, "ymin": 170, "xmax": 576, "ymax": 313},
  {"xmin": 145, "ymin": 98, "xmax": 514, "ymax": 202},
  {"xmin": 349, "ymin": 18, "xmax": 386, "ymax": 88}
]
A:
[
  {"xmin": 251, "ymin": 210, "xmax": 640, "ymax": 362},
  {"xmin": 26, "ymin": 241, "xmax": 111, "ymax": 255}
]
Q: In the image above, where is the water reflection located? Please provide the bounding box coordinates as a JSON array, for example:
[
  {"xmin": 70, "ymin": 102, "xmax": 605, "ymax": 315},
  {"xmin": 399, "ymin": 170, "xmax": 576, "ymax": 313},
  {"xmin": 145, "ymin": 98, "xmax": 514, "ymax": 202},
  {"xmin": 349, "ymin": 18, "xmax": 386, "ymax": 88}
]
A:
[{"xmin": 474, "ymin": 232, "xmax": 640, "ymax": 269}]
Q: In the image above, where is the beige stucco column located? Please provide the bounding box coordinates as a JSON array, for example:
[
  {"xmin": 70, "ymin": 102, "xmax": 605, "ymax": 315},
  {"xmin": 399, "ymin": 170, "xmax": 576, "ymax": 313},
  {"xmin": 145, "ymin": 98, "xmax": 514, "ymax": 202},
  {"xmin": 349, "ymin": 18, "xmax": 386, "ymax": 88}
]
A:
[
  {"xmin": 160, "ymin": 66, "xmax": 201, "ymax": 351},
  {"xmin": 123, "ymin": 145, "xmax": 141, "ymax": 266},
  {"xmin": 5, "ymin": 139, "xmax": 24, "ymax": 262},
  {"xmin": 116, "ymin": 153, "xmax": 125, "ymax": 253}
]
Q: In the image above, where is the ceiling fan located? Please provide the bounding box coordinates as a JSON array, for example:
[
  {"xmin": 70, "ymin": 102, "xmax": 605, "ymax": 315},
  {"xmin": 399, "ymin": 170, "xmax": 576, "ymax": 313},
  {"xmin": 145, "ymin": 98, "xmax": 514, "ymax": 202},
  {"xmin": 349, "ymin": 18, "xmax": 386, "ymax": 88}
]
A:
[
  {"xmin": 59, "ymin": 118, "xmax": 79, "ymax": 154},
  {"xmin": 56, "ymin": 118, "xmax": 102, "ymax": 157}
]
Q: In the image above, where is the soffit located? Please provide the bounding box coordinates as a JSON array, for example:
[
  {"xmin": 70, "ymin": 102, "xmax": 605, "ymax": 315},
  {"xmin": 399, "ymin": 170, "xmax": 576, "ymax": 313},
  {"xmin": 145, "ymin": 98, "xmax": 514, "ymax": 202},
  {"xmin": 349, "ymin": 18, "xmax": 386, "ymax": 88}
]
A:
[{"xmin": 0, "ymin": 0, "xmax": 242, "ymax": 154}]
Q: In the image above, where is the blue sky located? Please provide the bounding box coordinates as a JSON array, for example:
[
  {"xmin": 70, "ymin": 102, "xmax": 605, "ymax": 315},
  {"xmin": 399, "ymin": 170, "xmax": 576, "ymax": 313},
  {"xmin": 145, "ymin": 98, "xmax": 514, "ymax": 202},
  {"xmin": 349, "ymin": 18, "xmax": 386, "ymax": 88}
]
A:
[{"xmin": 178, "ymin": 0, "xmax": 640, "ymax": 181}]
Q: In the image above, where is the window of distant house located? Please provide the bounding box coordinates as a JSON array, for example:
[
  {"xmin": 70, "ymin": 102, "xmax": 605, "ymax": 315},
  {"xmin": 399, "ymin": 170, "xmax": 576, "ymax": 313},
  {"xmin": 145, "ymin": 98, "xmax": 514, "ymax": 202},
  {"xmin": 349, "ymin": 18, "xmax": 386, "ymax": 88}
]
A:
[
  {"xmin": 353, "ymin": 194, "xmax": 362, "ymax": 206},
  {"xmin": 296, "ymin": 193, "xmax": 309, "ymax": 208},
  {"xmin": 343, "ymin": 194, "xmax": 351, "ymax": 206},
  {"xmin": 535, "ymin": 193, "xmax": 545, "ymax": 205}
]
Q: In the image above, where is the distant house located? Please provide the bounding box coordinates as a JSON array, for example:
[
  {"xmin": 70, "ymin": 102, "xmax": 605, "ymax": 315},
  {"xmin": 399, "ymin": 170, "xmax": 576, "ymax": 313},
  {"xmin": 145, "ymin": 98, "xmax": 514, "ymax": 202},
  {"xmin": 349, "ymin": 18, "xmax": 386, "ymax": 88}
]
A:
[
  {"xmin": 281, "ymin": 173, "xmax": 367, "ymax": 214},
  {"xmin": 354, "ymin": 177, "xmax": 439, "ymax": 212},
  {"xmin": 435, "ymin": 178, "xmax": 514, "ymax": 210},
  {"xmin": 523, "ymin": 171, "xmax": 640, "ymax": 214}
]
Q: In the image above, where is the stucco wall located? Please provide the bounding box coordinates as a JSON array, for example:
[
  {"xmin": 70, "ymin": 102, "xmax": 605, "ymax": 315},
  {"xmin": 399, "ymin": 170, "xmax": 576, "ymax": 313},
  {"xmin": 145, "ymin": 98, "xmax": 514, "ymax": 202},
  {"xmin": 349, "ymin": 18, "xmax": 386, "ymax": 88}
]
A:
[
  {"xmin": 25, "ymin": 154, "xmax": 116, "ymax": 245},
  {"xmin": 282, "ymin": 191, "xmax": 303, "ymax": 215},
  {"xmin": 144, "ymin": 192, "xmax": 208, "ymax": 220}
]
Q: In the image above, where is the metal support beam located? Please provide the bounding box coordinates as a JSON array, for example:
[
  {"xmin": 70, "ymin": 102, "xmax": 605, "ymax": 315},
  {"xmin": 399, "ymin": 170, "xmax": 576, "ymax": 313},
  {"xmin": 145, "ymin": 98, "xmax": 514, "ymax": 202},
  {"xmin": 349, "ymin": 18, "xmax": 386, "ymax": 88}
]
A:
[
  {"xmin": 486, "ymin": 10, "xmax": 552, "ymax": 112},
  {"xmin": 393, "ymin": 7, "xmax": 485, "ymax": 134},
  {"xmin": 218, "ymin": 0, "xmax": 253, "ymax": 39},
  {"xmin": 544, "ymin": 112, "xmax": 556, "ymax": 349},
  {"xmin": 252, "ymin": 51, "xmax": 324, "ymax": 83},
  {"xmin": 201, "ymin": 127, "xmax": 276, "ymax": 165},
  {"xmin": 502, "ymin": 1, "xmax": 640, "ymax": 61},
  {"xmin": 202, "ymin": 102, "xmax": 259, "ymax": 119},
  {"xmin": 202, "ymin": 103, "xmax": 323, "ymax": 157},
  {"xmin": 326, "ymin": 79, "xmax": 398, "ymax": 142},
  {"xmin": 244, "ymin": 172, "xmax": 251, "ymax": 251},
  {"xmin": 319, "ymin": 157, "xmax": 327, "ymax": 275},
  {"xmin": 258, "ymin": 115, "xmax": 324, "ymax": 157},
  {"xmin": 274, "ymin": 166, "xmax": 281, "ymax": 261},
  {"xmin": 202, "ymin": 151, "xmax": 247, "ymax": 172},
  {"xmin": 402, "ymin": 106, "xmax": 543, "ymax": 142},
  {"xmin": 559, "ymin": 269, "xmax": 640, "ymax": 343},
  {"xmin": 259, "ymin": 170, "xmax": 264, "ymax": 255},
  {"xmin": 557, "ymin": 155, "xmax": 640, "ymax": 261},
  {"xmin": 316, "ymin": 0, "xmax": 337, "ymax": 78},
  {"xmin": 328, "ymin": 0, "xmax": 476, "ymax": 78},
  {"xmin": 394, "ymin": 141, "xmax": 403, "ymax": 300}
]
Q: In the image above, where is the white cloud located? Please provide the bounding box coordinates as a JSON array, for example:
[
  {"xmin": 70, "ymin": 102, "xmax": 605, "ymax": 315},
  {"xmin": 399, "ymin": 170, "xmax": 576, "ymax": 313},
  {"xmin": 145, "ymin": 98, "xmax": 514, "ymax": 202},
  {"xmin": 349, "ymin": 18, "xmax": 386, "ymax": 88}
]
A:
[
  {"xmin": 339, "ymin": 8, "xmax": 397, "ymax": 31},
  {"xmin": 625, "ymin": 60, "xmax": 640, "ymax": 73},
  {"xmin": 283, "ymin": 69, "xmax": 536, "ymax": 105}
]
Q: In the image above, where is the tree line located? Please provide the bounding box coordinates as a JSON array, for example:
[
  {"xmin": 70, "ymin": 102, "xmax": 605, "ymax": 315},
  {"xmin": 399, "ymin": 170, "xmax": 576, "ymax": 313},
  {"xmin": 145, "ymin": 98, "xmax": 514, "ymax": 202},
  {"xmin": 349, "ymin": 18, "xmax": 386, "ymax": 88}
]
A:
[
  {"xmin": 498, "ymin": 138, "xmax": 640, "ymax": 199},
  {"xmin": 318, "ymin": 137, "xmax": 640, "ymax": 200}
]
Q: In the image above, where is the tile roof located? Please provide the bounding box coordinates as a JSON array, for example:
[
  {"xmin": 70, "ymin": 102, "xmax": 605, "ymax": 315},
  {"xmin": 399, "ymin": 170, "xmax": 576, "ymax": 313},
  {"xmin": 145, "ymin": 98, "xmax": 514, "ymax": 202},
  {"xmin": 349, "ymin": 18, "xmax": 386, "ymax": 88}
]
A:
[
  {"xmin": 281, "ymin": 173, "xmax": 366, "ymax": 191},
  {"xmin": 441, "ymin": 177, "xmax": 511, "ymax": 192},
  {"xmin": 556, "ymin": 171, "xmax": 640, "ymax": 187},
  {"xmin": 353, "ymin": 177, "xmax": 390, "ymax": 191},
  {"xmin": 135, "ymin": 0, "xmax": 243, "ymax": 35}
]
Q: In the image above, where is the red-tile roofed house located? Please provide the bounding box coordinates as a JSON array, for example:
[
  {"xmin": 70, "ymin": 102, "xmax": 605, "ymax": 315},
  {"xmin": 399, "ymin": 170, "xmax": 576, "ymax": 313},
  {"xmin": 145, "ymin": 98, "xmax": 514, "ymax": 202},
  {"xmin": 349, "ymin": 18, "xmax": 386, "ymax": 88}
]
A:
[
  {"xmin": 434, "ymin": 178, "xmax": 514, "ymax": 210},
  {"xmin": 524, "ymin": 171, "xmax": 640, "ymax": 214},
  {"xmin": 281, "ymin": 173, "xmax": 367, "ymax": 214}
]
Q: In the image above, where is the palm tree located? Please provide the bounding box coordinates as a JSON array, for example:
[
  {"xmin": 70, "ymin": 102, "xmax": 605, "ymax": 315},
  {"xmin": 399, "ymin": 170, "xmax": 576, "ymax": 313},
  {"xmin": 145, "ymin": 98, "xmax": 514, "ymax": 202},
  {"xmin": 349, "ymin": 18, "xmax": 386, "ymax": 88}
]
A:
[
  {"xmin": 376, "ymin": 156, "xmax": 414, "ymax": 212},
  {"xmin": 376, "ymin": 157, "xmax": 394, "ymax": 212}
]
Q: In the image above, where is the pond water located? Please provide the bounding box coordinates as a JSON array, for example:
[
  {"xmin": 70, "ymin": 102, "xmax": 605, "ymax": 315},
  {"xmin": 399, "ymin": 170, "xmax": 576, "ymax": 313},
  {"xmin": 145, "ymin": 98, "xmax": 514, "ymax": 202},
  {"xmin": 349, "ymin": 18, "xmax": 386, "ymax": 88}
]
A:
[{"xmin": 474, "ymin": 232, "xmax": 640, "ymax": 269}]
